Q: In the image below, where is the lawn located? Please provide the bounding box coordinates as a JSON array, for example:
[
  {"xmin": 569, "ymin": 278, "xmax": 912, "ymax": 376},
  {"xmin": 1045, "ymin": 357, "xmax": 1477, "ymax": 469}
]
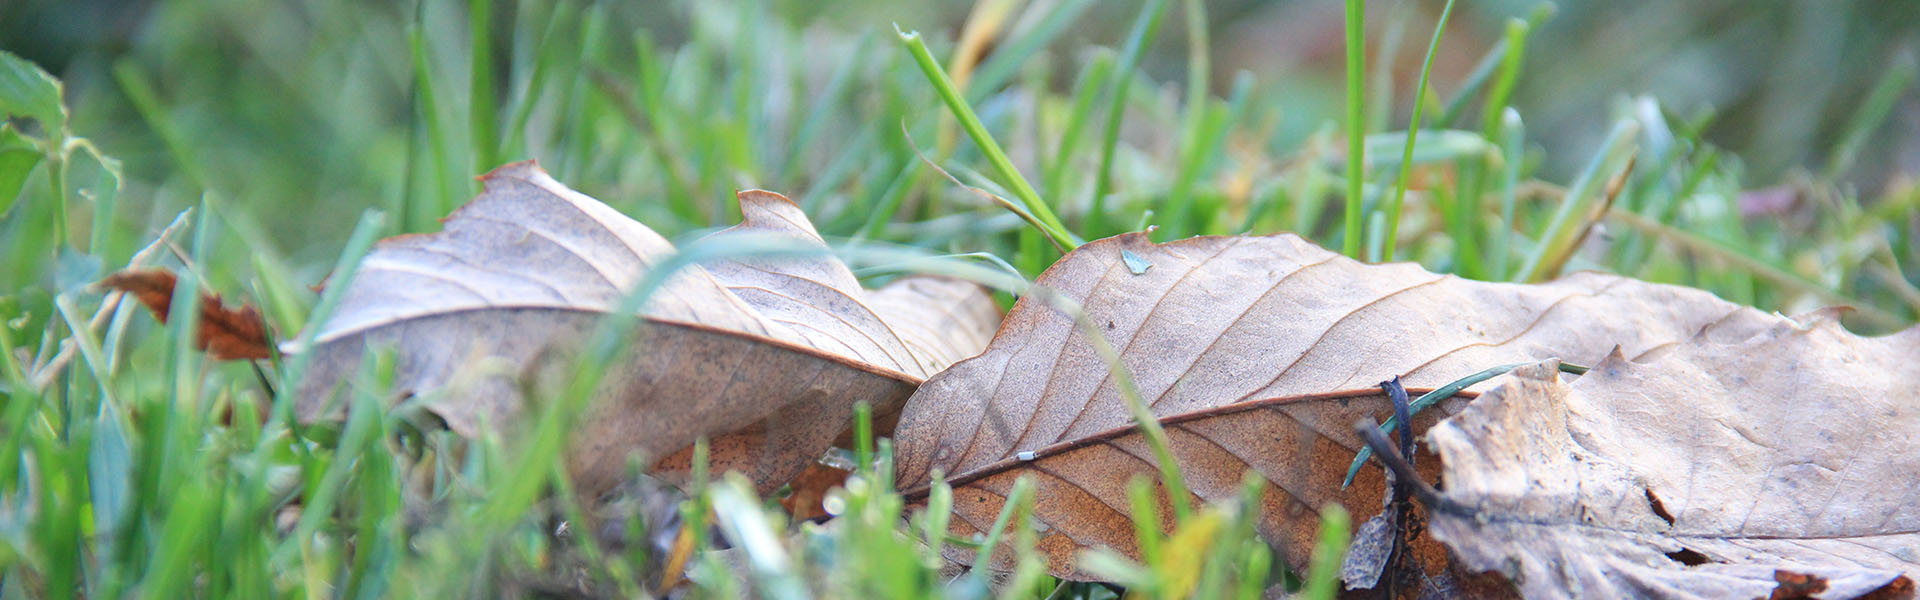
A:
[{"xmin": 1, "ymin": 0, "xmax": 1916, "ymax": 598}]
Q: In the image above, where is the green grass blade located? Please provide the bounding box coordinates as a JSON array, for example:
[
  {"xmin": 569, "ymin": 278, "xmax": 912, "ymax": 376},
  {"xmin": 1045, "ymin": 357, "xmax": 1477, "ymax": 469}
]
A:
[
  {"xmin": 1299, "ymin": 504, "xmax": 1351, "ymax": 600},
  {"xmin": 1491, "ymin": 108, "xmax": 1525, "ymax": 279},
  {"xmin": 782, "ymin": 32, "xmax": 874, "ymax": 183},
  {"xmin": 1044, "ymin": 50, "xmax": 1114, "ymax": 210},
  {"xmin": 896, "ymin": 25, "xmax": 1078, "ymax": 250},
  {"xmin": 1823, "ymin": 52, "xmax": 1915, "ymax": 179},
  {"xmin": 1379, "ymin": 0, "xmax": 1456, "ymax": 262},
  {"xmin": 966, "ymin": 0, "xmax": 1098, "ymax": 103},
  {"xmin": 111, "ymin": 62, "xmax": 210, "ymax": 193},
  {"xmin": 1514, "ymin": 119, "xmax": 1636, "ymax": 282},
  {"xmin": 1480, "ymin": 17, "xmax": 1535, "ymax": 139},
  {"xmin": 273, "ymin": 209, "xmax": 387, "ymax": 424},
  {"xmin": 972, "ymin": 476, "xmax": 1034, "ymax": 573},
  {"xmin": 1342, "ymin": 0, "xmax": 1367, "ymax": 257},
  {"xmin": 467, "ymin": 0, "xmax": 498, "ymax": 172},
  {"xmin": 501, "ymin": 0, "xmax": 576, "ymax": 160},
  {"xmin": 408, "ymin": 19, "xmax": 456, "ymax": 232},
  {"xmin": 1092, "ymin": 0, "xmax": 1172, "ymax": 224}
]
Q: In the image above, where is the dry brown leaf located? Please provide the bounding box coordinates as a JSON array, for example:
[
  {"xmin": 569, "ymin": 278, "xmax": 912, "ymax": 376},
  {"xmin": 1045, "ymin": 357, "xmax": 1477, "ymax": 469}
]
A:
[
  {"xmin": 289, "ymin": 161, "xmax": 998, "ymax": 496},
  {"xmin": 1426, "ymin": 317, "xmax": 1920, "ymax": 599},
  {"xmin": 893, "ymin": 231, "xmax": 1795, "ymax": 581},
  {"xmin": 100, "ymin": 268, "xmax": 274, "ymax": 360}
]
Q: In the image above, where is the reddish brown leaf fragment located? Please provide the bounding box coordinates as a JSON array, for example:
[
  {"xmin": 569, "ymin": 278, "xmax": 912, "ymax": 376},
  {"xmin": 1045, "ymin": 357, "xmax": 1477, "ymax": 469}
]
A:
[
  {"xmin": 778, "ymin": 462, "xmax": 850, "ymax": 522},
  {"xmin": 101, "ymin": 268, "xmax": 273, "ymax": 360},
  {"xmin": 1770, "ymin": 570, "xmax": 1828, "ymax": 600}
]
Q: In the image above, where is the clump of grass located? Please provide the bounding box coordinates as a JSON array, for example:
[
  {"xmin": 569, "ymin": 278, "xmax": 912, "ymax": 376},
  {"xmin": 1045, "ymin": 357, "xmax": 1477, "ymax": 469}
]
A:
[{"xmin": 0, "ymin": 1, "xmax": 1915, "ymax": 599}]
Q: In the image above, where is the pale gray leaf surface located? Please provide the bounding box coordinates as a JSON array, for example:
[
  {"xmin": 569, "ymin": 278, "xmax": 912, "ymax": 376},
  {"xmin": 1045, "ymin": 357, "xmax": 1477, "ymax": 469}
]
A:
[
  {"xmin": 892, "ymin": 231, "xmax": 1791, "ymax": 580},
  {"xmin": 291, "ymin": 161, "xmax": 999, "ymax": 495},
  {"xmin": 1427, "ymin": 317, "xmax": 1920, "ymax": 599}
]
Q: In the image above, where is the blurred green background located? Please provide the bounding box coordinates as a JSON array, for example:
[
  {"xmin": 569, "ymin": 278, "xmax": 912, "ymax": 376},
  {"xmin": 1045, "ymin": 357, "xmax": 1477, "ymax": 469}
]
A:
[
  {"xmin": 2, "ymin": 0, "xmax": 1917, "ymax": 328},
  {"xmin": 7, "ymin": 1, "xmax": 1917, "ymax": 228}
]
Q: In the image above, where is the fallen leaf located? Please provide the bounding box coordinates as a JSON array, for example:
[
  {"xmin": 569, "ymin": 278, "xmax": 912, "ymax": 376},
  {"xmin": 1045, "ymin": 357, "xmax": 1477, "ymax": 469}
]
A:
[
  {"xmin": 100, "ymin": 268, "xmax": 273, "ymax": 360},
  {"xmin": 289, "ymin": 161, "xmax": 998, "ymax": 496},
  {"xmin": 1425, "ymin": 316, "xmax": 1920, "ymax": 599},
  {"xmin": 893, "ymin": 231, "xmax": 1794, "ymax": 581}
]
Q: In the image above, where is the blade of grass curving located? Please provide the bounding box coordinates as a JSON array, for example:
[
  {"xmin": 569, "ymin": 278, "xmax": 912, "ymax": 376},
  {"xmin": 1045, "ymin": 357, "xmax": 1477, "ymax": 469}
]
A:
[
  {"xmin": 901, "ymin": 122, "xmax": 1074, "ymax": 256},
  {"xmin": 842, "ymin": 247, "xmax": 1029, "ymax": 295},
  {"xmin": 897, "ymin": 25, "xmax": 1078, "ymax": 250},
  {"xmin": 1379, "ymin": 0, "xmax": 1455, "ymax": 262}
]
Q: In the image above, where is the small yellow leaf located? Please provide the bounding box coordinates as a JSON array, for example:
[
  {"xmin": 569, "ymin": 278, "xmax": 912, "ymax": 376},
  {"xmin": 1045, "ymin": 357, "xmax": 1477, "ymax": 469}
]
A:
[{"xmin": 1151, "ymin": 509, "xmax": 1226, "ymax": 600}]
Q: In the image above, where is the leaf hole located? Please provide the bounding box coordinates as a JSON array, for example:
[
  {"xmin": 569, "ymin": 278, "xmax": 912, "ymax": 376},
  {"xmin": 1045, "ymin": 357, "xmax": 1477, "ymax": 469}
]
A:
[
  {"xmin": 1664, "ymin": 548, "xmax": 1711, "ymax": 567},
  {"xmin": 1646, "ymin": 488, "xmax": 1675, "ymax": 526}
]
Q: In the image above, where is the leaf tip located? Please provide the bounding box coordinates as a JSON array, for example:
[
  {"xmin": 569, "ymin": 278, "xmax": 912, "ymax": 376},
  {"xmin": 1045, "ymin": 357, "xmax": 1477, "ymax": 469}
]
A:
[{"xmin": 475, "ymin": 159, "xmax": 545, "ymax": 186}]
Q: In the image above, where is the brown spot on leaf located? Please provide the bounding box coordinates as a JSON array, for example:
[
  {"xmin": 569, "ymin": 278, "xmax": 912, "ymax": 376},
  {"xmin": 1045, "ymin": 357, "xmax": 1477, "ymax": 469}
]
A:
[
  {"xmin": 1647, "ymin": 488, "xmax": 1675, "ymax": 526},
  {"xmin": 1769, "ymin": 570, "xmax": 1828, "ymax": 599}
]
